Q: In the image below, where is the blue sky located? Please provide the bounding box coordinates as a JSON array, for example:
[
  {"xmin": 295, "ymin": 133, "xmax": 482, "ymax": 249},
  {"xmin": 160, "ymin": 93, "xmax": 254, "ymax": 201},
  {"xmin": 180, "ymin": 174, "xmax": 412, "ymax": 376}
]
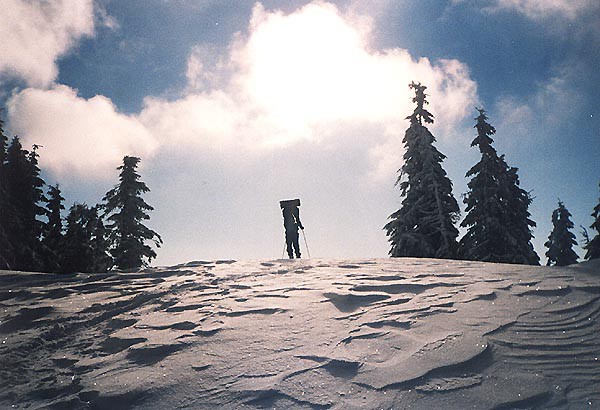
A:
[{"xmin": 1, "ymin": 0, "xmax": 598, "ymax": 265}]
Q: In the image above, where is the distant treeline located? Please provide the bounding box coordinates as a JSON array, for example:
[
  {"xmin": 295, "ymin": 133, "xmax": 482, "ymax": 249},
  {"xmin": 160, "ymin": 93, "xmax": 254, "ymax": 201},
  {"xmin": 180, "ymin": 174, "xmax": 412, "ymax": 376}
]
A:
[
  {"xmin": 0, "ymin": 115, "xmax": 161, "ymax": 273},
  {"xmin": 385, "ymin": 82, "xmax": 600, "ymax": 266}
]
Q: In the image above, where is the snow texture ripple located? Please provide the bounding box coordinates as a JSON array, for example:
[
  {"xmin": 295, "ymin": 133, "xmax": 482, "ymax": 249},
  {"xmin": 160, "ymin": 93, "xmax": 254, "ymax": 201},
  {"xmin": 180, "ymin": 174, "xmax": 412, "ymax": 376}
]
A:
[{"xmin": 0, "ymin": 258, "xmax": 599, "ymax": 409}]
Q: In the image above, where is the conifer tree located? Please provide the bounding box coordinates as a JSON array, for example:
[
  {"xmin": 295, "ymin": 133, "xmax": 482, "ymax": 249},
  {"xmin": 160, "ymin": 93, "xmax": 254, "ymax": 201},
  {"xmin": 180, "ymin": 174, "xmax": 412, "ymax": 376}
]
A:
[
  {"xmin": 89, "ymin": 206, "xmax": 112, "ymax": 272},
  {"xmin": 501, "ymin": 165, "xmax": 540, "ymax": 265},
  {"xmin": 102, "ymin": 156, "xmax": 162, "ymax": 270},
  {"xmin": 584, "ymin": 182, "xmax": 600, "ymax": 260},
  {"xmin": 62, "ymin": 204, "xmax": 93, "ymax": 273},
  {"xmin": 544, "ymin": 200, "xmax": 578, "ymax": 266},
  {"xmin": 4, "ymin": 137, "xmax": 46, "ymax": 270},
  {"xmin": 459, "ymin": 109, "xmax": 539, "ymax": 264},
  {"xmin": 42, "ymin": 184, "xmax": 65, "ymax": 272},
  {"xmin": 385, "ymin": 82, "xmax": 460, "ymax": 258},
  {"xmin": 62, "ymin": 203, "xmax": 112, "ymax": 273},
  {"xmin": 0, "ymin": 114, "xmax": 6, "ymax": 166},
  {"xmin": 0, "ymin": 115, "xmax": 16, "ymax": 269}
]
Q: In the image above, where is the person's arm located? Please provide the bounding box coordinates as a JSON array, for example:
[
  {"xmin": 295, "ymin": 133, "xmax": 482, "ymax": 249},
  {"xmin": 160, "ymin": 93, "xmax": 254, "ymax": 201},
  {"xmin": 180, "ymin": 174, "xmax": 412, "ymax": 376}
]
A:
[{"xmin": 295, "ymin": 209, "xmax": 304, "ymax": 230}]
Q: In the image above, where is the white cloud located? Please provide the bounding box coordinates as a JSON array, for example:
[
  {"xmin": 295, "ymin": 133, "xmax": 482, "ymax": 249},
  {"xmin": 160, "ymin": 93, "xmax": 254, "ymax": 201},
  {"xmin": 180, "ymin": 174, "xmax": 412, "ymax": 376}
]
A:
[
  {"xmin": 494, "ymin": 64, "xmax": 583, "ymax": 146},
  {"xmin": 185, "ymin": 44, "xmax": 230, "ymax": 92},
  {"xmin": 0, "ymin": 0, "xmax": 95, "ymax": 87},
  {"xmin": 7, "ymin": 85, "xmax": 158, "ymax": 178},
  {"xmin": 139, "ymin": 91, "xmax": 243, "ymax": 150},
  {"xmin": 95, "ymin": 2, "xmax": 119, "ymax": 31},
  {"xmin": 491, "ymin": 0, "xmax": 596, "ymax": 20},
  {"xmin": 7, "ymin": 1, "xmax": 478, "ymax": 182},
  {"xmin": 145, "ymin": 2, "xmax": 478, "ymax": 177},
  {"xmin": 495, "ymin": 97, "xmax": 534, "ymax": 137},
  {"xmin": 452, "ymin": 0, "xmax": 598, "ymax": 21}
]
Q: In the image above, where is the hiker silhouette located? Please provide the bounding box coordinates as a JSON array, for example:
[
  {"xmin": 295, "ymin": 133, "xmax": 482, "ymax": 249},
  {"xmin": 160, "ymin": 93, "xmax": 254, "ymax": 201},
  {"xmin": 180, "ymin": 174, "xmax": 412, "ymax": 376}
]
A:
[{"xmin": 280, "ymin": 199, "xmax": 303, "ymax": 259}]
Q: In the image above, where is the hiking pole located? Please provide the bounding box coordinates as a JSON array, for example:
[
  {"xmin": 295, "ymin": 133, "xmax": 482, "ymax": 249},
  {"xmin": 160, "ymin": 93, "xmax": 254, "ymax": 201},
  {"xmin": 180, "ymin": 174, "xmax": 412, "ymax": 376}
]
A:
[
  {"xmin": 282, "ymin": 242, "xmax": 286, "ymax": 259},
  {"xmin": 300, "ymin": 228, "xmax": 311, "ymax": 259}
]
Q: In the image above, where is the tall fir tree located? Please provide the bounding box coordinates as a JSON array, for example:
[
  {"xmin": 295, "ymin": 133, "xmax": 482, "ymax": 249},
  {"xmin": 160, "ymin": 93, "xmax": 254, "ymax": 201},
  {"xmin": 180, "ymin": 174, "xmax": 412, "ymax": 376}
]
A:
[
  {"xmin": 42, "ymin": 184, "xmax": 65, "ymax": 272},
  {"xmin": 544, "ymin": 200, "xmax": 579, "ymax": 266},
  {"xmin": 385, "ymin": 82, "xmax": 460, "ymax": 259},
  {"xmin": 102, "ymin": 156, "xmax": 162, "ymax": 270},
  {"xmin": 459, "ymin": 109, "xmax": 539, "ymax": 264},
  {"xmin": 584, "ymin": 182, "xmax": 600, "ymax": 260},
  {"xmin": 4, "ymin": 137, "xmax": 47, "ymax": 271},
  {"xmin": 62, "ymin": 204, "xmax": 111, "ymax": 273}
]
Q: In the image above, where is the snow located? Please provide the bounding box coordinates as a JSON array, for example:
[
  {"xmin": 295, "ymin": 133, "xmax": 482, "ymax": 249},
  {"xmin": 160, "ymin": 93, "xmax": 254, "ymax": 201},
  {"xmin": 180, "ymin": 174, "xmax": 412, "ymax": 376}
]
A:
[{"xmin": 1, "ymin": 258, "xmax": 599, "ymax": 409}]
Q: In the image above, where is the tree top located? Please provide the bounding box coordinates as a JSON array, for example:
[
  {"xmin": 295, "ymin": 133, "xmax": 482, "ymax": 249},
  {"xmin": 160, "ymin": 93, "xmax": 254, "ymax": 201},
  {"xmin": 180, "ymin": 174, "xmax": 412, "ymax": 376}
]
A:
[{"xmin": 406, "ymin": 81, "xmax": 434, "ymax": 125}]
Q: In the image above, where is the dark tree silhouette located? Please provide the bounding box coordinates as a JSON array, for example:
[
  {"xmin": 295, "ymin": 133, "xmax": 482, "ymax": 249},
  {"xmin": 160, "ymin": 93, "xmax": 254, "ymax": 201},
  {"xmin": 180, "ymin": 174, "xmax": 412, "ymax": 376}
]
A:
[
  {"xmin": 459, "ymin": 109, "xmax": 539, "ymax": 265},
  {"xmin": 0, "ymin": 114, "xmax": 6, "ymax": 166},
  {"xmin": 584, "ymin": 182, "xmax": 600, "ymax": 260},
  {"xmin": 500, "ymin": 164, "xmax": 540, "ymax": 265},
  {"xmin": 385, "ymin": 82, "xmax": 460, "ymax": 258},
  {"xmin": 62, "ymin": 203, "xmax": 89, "ymax": 273},
  {"xmin": 89, "ymin": 206, "xmax": 112, "ymax": 273},
  {"xmin": 4, "ymin": 137, "xmax": 46, "ymax": 271},
  {"xmin": 544, "ymin": 200, "xmax": 578, "ymax": 266},
  {"xmin": 61, "ymin": 204, "xmax": 111, "ymax": 273},
  {"xmin": 42, "ymin": 184, "xmax": 65, "ymax": 272},
  {"xmin": 0, "ymin": 115, "xmax": 16, "ymax": 269},
  {"xmin": 102, "ymin": 156, "xmax": 162, "ymax": 270}
]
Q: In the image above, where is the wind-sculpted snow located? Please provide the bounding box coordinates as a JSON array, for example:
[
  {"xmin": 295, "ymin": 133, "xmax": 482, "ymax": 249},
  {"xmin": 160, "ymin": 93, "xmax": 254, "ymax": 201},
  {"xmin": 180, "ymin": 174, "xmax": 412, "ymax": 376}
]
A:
[{"xmin": 1, "ymin": 258, "xmax": 599, "ymax": 409}]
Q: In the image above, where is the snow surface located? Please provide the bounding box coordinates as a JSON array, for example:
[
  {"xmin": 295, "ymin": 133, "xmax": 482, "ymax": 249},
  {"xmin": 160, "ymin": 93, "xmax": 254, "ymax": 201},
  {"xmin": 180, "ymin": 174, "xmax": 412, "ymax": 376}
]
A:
[{"xmin": 1, "ymin": 258, "xmax": 599, "ymax": 409}]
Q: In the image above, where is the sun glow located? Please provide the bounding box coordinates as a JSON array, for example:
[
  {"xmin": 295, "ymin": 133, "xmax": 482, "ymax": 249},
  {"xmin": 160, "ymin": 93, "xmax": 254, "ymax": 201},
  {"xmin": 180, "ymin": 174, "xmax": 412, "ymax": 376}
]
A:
[
  {"xmin": 237, "ymin": 3, "xmax": 405, "ymax": 144},
  {"xmin": 143, "ymin": 2, "xmax": 476, "ymax": 153}
]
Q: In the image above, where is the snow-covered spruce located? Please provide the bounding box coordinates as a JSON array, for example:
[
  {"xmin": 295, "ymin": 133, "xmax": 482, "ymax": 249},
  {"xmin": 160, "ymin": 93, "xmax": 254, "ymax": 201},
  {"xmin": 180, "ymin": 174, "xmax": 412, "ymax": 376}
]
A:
[
  {"xmin": 385, "ymin": 82, "xmax": 460, "ymax": 259},
  {"xmin": 459, "ymin": 109, "xmax": 539, "ymax": 265},
  {"xmin": 2, "ymin": 135, "xmax": 46, "ymax": 271},
  {"xmin": 102, "ymin": 156, "xmax": 162, "ymax": 270}
]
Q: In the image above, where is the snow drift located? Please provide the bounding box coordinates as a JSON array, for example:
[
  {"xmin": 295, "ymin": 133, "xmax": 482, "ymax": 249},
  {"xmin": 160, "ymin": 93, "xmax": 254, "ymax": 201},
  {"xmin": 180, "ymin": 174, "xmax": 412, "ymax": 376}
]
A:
[{"xmin": 1, "ymin": 258, "xmax": 599, "ymax": 409}]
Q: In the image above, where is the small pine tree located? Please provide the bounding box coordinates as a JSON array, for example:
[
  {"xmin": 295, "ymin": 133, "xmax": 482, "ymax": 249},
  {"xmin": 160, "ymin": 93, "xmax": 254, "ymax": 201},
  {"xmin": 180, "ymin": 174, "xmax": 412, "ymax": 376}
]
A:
[
  {"xmin": 62, "ymin": 204, "xmax": 111, "ymax": 273},
  {"xmin": 89, "ymin": 206, "xmax": 112, "ymax": 272},
  {"xmin": 62, "ymin": 204, "xmax": 92, "ymax": 273},
  {"xmin": 584, "ymin": 182, "xmax": 600, "ymax": 260},
  {"xmin": 459, "ymin": 109, "xmax": 539, "ymax": 265},
  {"xmin": 102, "ymin": 156, "xmax": 162, "ymax": 270},
  {"xmin": 544, "ymin": 200, "xmax": 579, "ymax": 266},
  {"xmin": 42, "ymin": 184, "xmax": 65, "ymax": 272},
  {"xmin": 385, "ymin": 82, "xmax": 460, "ymax": 258}
]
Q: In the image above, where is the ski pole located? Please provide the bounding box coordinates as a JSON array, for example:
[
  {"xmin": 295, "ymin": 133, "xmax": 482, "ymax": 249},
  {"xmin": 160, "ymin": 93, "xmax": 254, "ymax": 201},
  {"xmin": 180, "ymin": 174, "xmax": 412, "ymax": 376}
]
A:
[
  {"xmin": 301, "ymin": 228, "xmax": 311, "ymax": 259},
  {"xmin": 282, "ymin": 242, "xmax": 286, "ymax": 259}
]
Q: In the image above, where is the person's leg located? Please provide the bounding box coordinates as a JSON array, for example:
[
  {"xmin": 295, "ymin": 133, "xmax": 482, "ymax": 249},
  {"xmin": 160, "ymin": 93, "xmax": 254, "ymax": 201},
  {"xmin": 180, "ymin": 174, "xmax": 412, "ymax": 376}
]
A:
[
  {"xmin": 293, "ymin": 231, "xmax": 301, "ymax": 258},
  {"xmin": 285, "ymin": 231, "xmax": 294, "ymax": 258}
]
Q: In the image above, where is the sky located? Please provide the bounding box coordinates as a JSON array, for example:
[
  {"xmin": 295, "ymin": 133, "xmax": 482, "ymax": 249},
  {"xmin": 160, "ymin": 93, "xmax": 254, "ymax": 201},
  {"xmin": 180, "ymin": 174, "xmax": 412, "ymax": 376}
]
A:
[{"xmin": 1, "ymin": 0, "xmax": 598, "ymax": 266}]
